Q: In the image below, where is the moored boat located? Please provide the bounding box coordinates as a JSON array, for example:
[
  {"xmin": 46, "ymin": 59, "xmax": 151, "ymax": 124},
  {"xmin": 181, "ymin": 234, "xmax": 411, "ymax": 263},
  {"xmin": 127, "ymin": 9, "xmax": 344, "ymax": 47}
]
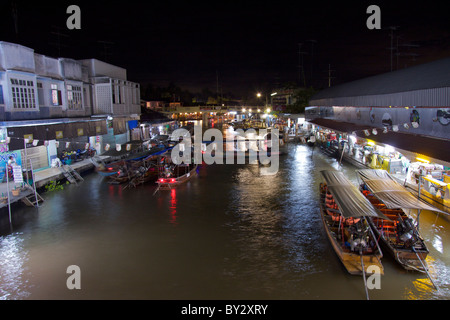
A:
[
  {"xmin": 96, "ymin": 146, "xmax": 172, "ymax": 184},
  {"xmin": 319, "ymin": 170, "xmax": 385, "ymax": 276},
  {"xmin": 156, "ymin": 163, "xmax": 198, "ymax": 190},
  {"xmin": 356, "ymin": 169, "xmax": 444, "ymax": 272}
]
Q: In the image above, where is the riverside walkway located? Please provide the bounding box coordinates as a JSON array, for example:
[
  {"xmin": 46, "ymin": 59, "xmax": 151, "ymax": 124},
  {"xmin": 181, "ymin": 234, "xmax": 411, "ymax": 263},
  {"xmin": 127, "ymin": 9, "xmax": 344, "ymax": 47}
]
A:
[{"xmin": 0, "ymin": 155, "xmax": 111, "ymax": 209}]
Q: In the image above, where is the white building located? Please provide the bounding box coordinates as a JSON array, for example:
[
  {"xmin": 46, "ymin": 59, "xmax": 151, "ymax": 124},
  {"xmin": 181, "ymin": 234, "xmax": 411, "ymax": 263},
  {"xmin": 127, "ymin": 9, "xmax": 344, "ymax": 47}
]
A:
[{"xmin": 0, "ymin": 41, "xmax": 141, "ymax": 171}]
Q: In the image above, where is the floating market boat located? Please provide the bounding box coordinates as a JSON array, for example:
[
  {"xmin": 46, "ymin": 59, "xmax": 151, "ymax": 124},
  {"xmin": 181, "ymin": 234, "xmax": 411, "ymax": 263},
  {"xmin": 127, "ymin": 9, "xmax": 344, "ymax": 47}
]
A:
[
  {"xmin": 95, "ymin": 146, "xmax": 172, "ymax": 184},
  {"xmin": 155, "ymin": 163, "xmax": 198, "ymax": 190},
  {"xmin": 319, "ymin": 170, "xmax": 385, "ymax": 276},
  {"xmin": 356, "ymin": 169, "xmax": 445, "ymax": 273}
]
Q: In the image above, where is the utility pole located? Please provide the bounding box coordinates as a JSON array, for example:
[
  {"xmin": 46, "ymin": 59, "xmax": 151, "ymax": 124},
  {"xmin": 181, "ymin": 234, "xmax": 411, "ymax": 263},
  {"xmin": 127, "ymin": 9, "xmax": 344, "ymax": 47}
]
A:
[
  {"xmin": 97, "ymin": 40, "xmax": 115, "ymax": 62},
  {"xmin": 397, "ymin": 43, "xmax": 420, "ymax": 69},
  {"xmin": 11, "ymin": 0, "xmax": 19, "ymax": 41},
  {"xmin": 387, "ymin": 26, "xmax": 399, "ymax": 72},
  {"xmin": 307, "ymin": 40, "xmax": 317, "ymax": 86},
  {"xmin": 216, "ymin": 70, "xmax": 219, "ymax": 105},
  {"xmin": 298, "ymin": 43, "xmax": 307, "ymax": 87},
  {"xmin": 327, "ymin": 64, "xmax": 335, "ymax": 88}
]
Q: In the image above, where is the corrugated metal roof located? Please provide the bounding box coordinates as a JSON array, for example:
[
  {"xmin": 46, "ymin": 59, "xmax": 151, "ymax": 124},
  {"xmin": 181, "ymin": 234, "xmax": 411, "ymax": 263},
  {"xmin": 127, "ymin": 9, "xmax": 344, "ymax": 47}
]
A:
[
  {"xmin": 309, "ymin": 118, "xmax": 450, "ymax": 165},
  {"xmin": 311, "ymin": 57, "xmax": 450, "ymax": 101}
]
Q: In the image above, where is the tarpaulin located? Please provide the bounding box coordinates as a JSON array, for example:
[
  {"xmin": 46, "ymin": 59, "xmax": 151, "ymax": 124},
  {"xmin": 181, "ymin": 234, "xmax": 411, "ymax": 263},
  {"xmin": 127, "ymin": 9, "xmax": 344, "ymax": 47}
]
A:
[
  {"xmin": 357, "ymin": 169, "xmax": 445, "ymax": 213},
  {"xmin": 321, "ymin": 170, "xmax": 389, "ymax": 220}
]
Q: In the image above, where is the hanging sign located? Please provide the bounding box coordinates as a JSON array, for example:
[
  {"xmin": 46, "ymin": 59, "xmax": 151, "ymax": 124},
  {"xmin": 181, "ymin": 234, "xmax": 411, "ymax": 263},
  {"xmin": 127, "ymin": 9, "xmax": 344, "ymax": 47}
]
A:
[
  {"xmin": 24, "ymin": 134, "xmax": 33, "ymax": 143},
  {"xmin": 12, "ymin": 165, "xmax": 23, "ymax": 183}
]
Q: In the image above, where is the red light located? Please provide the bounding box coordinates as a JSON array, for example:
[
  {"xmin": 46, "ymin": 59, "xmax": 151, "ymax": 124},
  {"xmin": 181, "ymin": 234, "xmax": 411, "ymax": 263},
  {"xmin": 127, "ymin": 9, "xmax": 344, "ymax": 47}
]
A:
[
  {"xmin": 159, "ymin": 178, "xmax": 165, "ymax": 183},
  {"xmin": 171, "ymin": 178, "xmax": 175, "ymax": 182},
  {"xmin": 107, "ymin": 167, "xmax": 113, "ymax": 171}
]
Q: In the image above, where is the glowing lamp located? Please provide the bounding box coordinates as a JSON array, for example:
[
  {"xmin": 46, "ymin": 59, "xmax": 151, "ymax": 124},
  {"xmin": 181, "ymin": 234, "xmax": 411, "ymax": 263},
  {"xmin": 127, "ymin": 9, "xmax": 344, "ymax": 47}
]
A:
[{"xmin": 416, "ymin": 157, "xmax": 430, "ymax": 164}]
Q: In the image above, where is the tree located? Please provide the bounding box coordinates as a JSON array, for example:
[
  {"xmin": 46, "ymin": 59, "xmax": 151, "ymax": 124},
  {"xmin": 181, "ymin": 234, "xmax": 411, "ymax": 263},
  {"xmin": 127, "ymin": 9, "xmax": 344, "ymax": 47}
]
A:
[{"xmin": 286, "ymin": 86, "xmax": 317, "ymax": 114}]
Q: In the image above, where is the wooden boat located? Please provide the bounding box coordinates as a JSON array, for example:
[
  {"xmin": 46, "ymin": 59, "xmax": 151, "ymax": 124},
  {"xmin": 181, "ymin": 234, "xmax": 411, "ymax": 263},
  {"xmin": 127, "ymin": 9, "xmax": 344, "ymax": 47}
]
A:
[
  {"xmin": 356, "ymin": 169, "xmax": 443, "ymax": 272},
  {"xmin": 320, "ymin": 170, "xmax": 385, "ymax": 276},
  {"xmin": 156, "ymin": 163, "xmax": 198, "ymax": 190},
  {"xmin": 96, "ymin": 146, "xmax": 171, "ymax": 184}
]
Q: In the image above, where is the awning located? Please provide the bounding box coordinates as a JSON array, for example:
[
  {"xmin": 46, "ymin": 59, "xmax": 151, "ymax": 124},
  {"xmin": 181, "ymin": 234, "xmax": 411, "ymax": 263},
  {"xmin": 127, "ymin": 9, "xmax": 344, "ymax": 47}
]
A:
[
  {"xmin": 5, "ymin": 119, "xmax": 108, "ymax": 151},
  {"xmin": 357, "ymin": 169, "xmax": 445, "ymax": 213},
  {"xmin": 321, "ymin": 170, "xmax": 390, "ymax": 220},
  {"xmin": 308, "ymin": 118, "xmax": 450, "ymax": 166}
]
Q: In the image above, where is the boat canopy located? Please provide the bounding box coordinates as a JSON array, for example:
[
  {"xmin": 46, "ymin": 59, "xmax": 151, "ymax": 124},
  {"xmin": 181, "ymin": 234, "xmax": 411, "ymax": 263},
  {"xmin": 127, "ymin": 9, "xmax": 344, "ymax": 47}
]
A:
[
  {"xmin": 356, "ymin": 169, "xmax": 445, "ymax": 213},
  {"xmin": 321, "ymin": 170, "xmax": 390, "ymax": 220}
]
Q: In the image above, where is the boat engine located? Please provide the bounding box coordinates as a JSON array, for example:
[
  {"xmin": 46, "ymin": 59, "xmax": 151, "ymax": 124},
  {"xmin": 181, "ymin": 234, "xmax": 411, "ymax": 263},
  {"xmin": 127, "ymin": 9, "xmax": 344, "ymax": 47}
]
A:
[
  {"xmin": 349, "ymin": 223, "xmax": 369, "ymax": 252},
  {"xmin": 397, "ymin": 217, "xmax": 417, "ymax": 247}
]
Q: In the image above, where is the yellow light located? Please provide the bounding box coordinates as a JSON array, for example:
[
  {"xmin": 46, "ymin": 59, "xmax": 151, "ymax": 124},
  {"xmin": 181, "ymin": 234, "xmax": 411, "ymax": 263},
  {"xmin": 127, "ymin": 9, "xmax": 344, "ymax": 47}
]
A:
[
  {"xmin": 242, "ymin": 108, "xmax": 246, "ymax": 112},
  {"xmin": 367, "ymin": 140, "xmax": 375, "ymax": 146},
  {"xmin": 416, "ymin": 157, "xmax": 430, "ymax": 164},
  {"xmin": 256, "ymin": 93, "xmax": 262, "ymax": 98}
]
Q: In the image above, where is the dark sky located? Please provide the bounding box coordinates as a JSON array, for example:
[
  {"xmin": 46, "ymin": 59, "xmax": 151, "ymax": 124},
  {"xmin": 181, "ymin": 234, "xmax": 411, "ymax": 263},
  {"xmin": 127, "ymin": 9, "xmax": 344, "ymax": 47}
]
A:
[{"xmin": 1, "ymin": 0, "xmax": 449, "ymax": 97}]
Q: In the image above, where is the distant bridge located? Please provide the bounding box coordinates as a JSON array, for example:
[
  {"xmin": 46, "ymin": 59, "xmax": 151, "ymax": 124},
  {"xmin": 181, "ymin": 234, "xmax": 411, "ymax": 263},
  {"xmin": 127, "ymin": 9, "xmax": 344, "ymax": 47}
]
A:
[{"xmin": 159, "ymin": 105, "xmax": 269, "ymax": 115}]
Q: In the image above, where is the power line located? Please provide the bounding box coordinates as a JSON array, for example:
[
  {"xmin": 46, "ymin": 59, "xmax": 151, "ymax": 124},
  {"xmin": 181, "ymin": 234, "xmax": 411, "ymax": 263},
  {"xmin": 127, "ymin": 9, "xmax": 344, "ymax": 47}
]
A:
[{"xmin": 49, "ymin": 25, "xmax": 69, "ymax": 57}]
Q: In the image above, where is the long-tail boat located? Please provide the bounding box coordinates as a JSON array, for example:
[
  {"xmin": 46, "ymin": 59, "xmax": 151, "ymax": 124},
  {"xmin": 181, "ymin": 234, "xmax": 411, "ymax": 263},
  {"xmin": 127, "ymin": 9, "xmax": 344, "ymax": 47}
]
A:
[
  {"xmin": 319, "ymin": 170, "xmax": 385, "ymax": 276},
  {"xmin": 356, "ymin": 169, "xmax": 444, "ymax": 273}
]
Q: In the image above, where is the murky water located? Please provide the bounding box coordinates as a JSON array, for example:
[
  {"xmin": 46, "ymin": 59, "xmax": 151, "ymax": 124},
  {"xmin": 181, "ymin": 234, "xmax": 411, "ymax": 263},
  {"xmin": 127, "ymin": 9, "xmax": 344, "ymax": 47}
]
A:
[{"xmin": 1, "ymin": 131, "xmax": 449, "ymax": 300}]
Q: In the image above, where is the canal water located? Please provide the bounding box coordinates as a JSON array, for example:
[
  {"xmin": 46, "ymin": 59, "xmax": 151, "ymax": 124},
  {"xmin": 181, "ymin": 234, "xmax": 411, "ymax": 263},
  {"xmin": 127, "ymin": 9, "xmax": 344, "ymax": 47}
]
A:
[{"xmin": 1, "ymin": 129, "xmax": 449, "ymax": 300}]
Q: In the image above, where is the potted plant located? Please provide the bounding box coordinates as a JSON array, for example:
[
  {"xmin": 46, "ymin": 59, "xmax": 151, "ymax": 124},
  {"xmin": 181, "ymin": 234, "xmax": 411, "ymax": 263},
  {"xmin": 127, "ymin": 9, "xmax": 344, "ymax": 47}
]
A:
[{"xmin": 11, "ymin": 186, "xmax": 20, "ymax": 196}]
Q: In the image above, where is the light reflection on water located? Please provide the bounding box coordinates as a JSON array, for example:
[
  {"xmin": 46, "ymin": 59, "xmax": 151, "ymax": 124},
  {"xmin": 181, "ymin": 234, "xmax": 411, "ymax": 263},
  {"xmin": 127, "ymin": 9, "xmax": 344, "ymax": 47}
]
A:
[
  {"xmin": 0, "ymin": 139, "xmax": 449, "ymax": 300},
  {"xmin": 0, "ymin": 233, "xmax": 31, "ymax": 299}
]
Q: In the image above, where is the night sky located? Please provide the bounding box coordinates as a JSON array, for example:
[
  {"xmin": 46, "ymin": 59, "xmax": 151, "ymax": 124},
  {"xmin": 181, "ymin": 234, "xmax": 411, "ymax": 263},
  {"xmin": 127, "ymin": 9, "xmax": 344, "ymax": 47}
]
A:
[{"xmin": 1, "ymin": 0, "xmax": 449, "ymax": 97}]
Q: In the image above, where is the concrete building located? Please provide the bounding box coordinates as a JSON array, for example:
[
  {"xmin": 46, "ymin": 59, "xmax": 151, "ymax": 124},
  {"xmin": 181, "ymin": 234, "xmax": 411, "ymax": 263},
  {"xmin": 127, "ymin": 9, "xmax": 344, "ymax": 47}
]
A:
[
  {"xmin": 0, "ymin": 41, "xmax": 140, "ymax": 174},
  {"xmin": 307, "ymin": 57, "xmax": 450, "ymax": 167}
]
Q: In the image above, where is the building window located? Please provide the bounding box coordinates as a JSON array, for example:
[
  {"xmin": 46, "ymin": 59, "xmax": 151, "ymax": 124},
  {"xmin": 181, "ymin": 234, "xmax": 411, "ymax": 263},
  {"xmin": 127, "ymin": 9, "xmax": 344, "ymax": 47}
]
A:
[
  {"xmin": 10, "ymin": 78, "xmax": 36, "ymax": 109},
  {"xmin": 51, "ymin": 84, "xmax": 62, "ymax": 106},
  {"xmin": 0, "ymin": 85, "xmax": 4, "ymax": 105},
  {"xmin": 66, "ymin": 84, "xmax": 82, "ymax": 110}
]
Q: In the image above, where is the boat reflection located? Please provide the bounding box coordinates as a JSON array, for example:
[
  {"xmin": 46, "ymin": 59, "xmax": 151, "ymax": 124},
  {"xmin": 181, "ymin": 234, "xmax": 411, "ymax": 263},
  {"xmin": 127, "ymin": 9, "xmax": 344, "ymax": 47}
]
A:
[{"xmin": 170, "ymin": 188, "xmax": 178, "ymax": 225}]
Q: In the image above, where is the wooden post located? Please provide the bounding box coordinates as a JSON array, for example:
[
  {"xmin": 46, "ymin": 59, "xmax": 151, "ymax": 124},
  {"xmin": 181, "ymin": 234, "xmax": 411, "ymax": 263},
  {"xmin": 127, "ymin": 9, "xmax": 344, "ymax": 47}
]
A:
[{"xmin": 6, "ymin": 164, "xmax": 12, "ymax": 225}]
